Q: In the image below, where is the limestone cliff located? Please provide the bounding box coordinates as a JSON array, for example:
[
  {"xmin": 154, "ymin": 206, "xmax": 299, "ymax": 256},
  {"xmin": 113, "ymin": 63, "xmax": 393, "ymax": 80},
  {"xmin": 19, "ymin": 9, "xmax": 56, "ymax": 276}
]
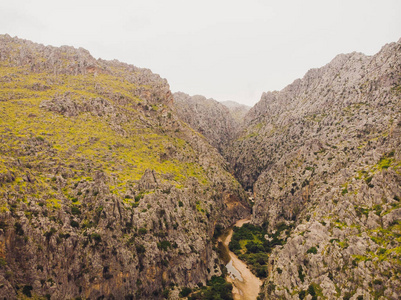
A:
[
  {"xmin": 220, "ymin": 101, "xmax": 250, "ymax": 126},
  {"xmin": 173, "ymin": 92, "xmax": 245, "ymax": 153},
  {"xmin": 0, "ymin": 35, "xmax": 249, "ymax": 299},
  {"xmin": 228, "ymin": 39, "xmax": 401, "ymax": 298}
]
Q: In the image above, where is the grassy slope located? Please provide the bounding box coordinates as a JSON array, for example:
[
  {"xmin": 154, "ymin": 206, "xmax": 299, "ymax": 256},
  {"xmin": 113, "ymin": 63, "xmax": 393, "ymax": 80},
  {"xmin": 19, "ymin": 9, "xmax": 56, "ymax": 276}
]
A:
[{"xmin": 0, "ymin": 62, "xmax": 211, "ymax": 212}]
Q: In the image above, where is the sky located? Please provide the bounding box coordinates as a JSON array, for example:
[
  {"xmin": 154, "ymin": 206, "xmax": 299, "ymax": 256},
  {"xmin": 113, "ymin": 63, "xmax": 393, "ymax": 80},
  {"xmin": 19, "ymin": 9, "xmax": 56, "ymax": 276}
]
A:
[{"xmin": 1, "ymin": 0, "xmax": 400, "ymax": 106}]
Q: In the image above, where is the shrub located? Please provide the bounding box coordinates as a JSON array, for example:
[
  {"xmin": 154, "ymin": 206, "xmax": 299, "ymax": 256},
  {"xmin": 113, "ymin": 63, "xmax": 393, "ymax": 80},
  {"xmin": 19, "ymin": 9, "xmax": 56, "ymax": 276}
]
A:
[
  {"xmin": 138, "ymin": 228, "xmax": 147, "ymax": 235},
  {"xmin": 365, "ymin": 176, "xmax": 373, "ymax": 184},
  {"xmin": 136, "ymin": 244, "xmax": 146, "ymax": 254},
  {"xmin": 70, "ymin": 220, "xmax": 79, "ymax": 228},
  {"xmin": 378, "ymin": 157, "xmax": 392, "ymax": 169},
  {"xmin": 157, "ymin": 240, "xmax": 171, "ymax": 251},
  {"xmin": 377, "ymin": 248, "xmax": 386, "ymax": 255},
  {"xmin": 307, "ymin": 284, "xmax": 316, "ymax": 296},
  {"xmin": 0, "ymin": 258, "xmax": 7, "ymax": 267},
  {"xmin": 298, "ymin": 265, "xmax": 305, "ymax": 282},
  {"xmin": 91, "ymin": 233, "xmax": 101, "ymax": 242},
  {"xmin": 189, "ymin": 276, "xmax": 232, "ymax": 300},
  {"xmin": 134, "ymin": 193, "xmax": 144, "ymax": 202},
  {"xmin": 255, "ymin": 265, "xmax": 268, "ymax": 278},
  {"xmin": 0, "ymin": 221, "xmax": 7, "ymax": 230},
  {"xmin": 373, "ymin": 204, "xmax": 382, "ymax": 216},
  {"xmin": 71, "ymin": 206, "xmax": 81, "ymax": 215},
  {"xmin": 44, "ymin": 227, "xmax": 57, "ymax": 238},
  {"xmin": 162, "ymin": 289, "xmax": 170, "ymax": 299},
  {"xmin": 307, "ymin": 246, "xmax": 318, "ymax": 254},
  {"xmin": 213, "ymin": 224, "xmax": 223, "ymax": 238},
  {"xmin": 14, "ymin": 222, "xmax": 24, "ymax": 236},
  {"xmin": 22, "ymin": 285, "xmax": 33, "ymax": 297},
  {"xmin": 179, "ymin": 287, "xmax": 192, "ymax": 297}
]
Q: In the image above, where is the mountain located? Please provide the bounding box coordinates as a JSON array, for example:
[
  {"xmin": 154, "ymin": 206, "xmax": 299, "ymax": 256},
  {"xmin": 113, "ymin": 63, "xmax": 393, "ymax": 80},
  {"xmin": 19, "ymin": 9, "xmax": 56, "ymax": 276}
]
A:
[
  {"xmin": 228, "ymin": 39, "xmax": 401, "ymax": 298},
  {"xmin": 1, "ymin": 33, "xmax": 401, "ymax": 300},
  {"xmin": 0, "ymin": 34, "xmax": 249, "ymax": 299},
  {"xmin": 220, "ymin": 101, "xmax": 250, "ymax": 125},
  {"xmin": 173, "ymin": 92, "xmax": 240, "ymax": 152}
]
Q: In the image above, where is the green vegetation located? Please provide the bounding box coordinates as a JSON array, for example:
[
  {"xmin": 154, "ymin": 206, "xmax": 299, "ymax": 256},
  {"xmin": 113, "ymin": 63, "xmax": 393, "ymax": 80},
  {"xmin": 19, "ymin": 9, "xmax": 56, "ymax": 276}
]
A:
[
  {"xmin": 188, "ymin": 276, "xmax": 233, "ymax": 300},
  {"xmin": 179, "ymin": 287, "xmax": 192, "ymax": 297},
  {"xmin": 298, "ymin": 265, "xmax": 305, "ymax": 282},
  {"xmin": 299, "ymin": 283, "xmax": 323, "ymax": 300},
  {"xmin": 229, "ymin": 222, "xmax": 292, "ymax": 278},
  {"xmin": 90, "ymin": 233, "xmax": 101, "ymax": 243},
  {"xmin": 22, "ymin": 285, "xmax": 33, "ymax": 297},
  {"xmin": 306, "ymin": 246, "xmax": 318, "ymax": 254},
  {"xmin": 157, "ymin": 240, "xmax": 171, "ymax": 251},
  {"xmin": 0, "ymin": 62, "xmax": 215, "ymax": 216},
  {"xmin": 229, "ymin": 223, "xmax": 269, "ymax": 277},
  {"xmin": 138, "ymin": 228, "xmax": 147, "ymax": 235}
]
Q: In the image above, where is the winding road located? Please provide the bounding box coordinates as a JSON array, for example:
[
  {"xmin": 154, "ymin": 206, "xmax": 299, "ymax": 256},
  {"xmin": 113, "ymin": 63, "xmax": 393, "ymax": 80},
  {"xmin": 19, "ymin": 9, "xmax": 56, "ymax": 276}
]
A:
[{"xmin": 218, "ymin": 219, "xmax": 263, "ymax": 300}]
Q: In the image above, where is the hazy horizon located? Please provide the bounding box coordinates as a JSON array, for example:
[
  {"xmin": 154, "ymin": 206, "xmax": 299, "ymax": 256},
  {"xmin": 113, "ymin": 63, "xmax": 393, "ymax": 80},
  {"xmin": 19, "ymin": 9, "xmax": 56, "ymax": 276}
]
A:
[{"xmin": 1, "ymin": 0, "xmax": 400, "ymax": 106}]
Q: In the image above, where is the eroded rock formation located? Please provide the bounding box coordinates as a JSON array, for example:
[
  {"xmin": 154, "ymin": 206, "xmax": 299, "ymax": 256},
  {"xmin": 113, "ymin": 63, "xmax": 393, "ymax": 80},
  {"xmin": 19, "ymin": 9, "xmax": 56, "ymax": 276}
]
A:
[{"xmin": 0, "ymin": 34, "xmax": 249, "ymax": 299}]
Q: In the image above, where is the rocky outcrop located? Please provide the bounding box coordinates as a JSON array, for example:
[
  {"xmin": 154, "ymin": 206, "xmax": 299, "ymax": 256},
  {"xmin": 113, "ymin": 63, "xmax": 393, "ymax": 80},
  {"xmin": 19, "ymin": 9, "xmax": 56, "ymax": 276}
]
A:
[
  {"xmin": 0, "ymin": 35, "xmax": 249, "ymax": 299},
  {"xmin": 220, "ymin": 101, "xmax": 250, "ymax": 126},
  {"xmin": 228, "ymin": 39, "xmax": 401, "ymax": 298},
  {"xmin": 173, "ymin": 92, "xmax": 241, "ymax": 152}
]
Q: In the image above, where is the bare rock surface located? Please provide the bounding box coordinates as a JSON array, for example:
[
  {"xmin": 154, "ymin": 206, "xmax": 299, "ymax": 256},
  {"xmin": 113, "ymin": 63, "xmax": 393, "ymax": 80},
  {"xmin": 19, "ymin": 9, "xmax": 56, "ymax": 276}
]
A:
[{"xmin": 173, "ymin": 92, "xmax": 245, "ymax": 153}]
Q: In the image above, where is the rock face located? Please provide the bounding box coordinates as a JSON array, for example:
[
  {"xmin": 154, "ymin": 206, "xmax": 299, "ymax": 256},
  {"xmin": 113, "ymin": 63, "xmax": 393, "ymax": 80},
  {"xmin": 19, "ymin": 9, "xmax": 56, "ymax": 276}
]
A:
[
  {"xmin": 220, "ymin": 101, "xmax": 250, "ymax": 126},
  {"xmin": 0, "ymin": 35, "xmax": 250, "ymax": 299},
  {"xmin": 227, "ymin": 39, "xmax": 401, "ymax": 298},
  {"xmin": 173, "ymin": 92, "xmax": 244, "ymax": 153}
]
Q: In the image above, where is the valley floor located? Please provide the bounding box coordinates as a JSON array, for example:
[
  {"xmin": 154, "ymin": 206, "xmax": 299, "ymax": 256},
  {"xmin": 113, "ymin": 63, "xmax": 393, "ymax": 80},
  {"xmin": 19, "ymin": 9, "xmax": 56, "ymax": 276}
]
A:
[{"xmin": 219, "ymin": 218, "xmax": 262, "ymax": 300}]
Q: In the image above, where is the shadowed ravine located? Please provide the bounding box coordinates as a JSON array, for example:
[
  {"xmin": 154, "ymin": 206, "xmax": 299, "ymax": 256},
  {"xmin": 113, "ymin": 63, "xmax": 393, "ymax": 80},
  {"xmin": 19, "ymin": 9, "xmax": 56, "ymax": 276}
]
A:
[{"xmin": 218, "ymin": 218, "xmax": 262, "ymax": 300}]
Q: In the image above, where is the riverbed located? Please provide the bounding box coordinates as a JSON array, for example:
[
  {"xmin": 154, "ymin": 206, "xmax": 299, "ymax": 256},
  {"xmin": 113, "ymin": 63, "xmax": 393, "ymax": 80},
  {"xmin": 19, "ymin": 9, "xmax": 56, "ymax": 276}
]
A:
[{"xmin": 218, "ymin": 218, "xmax": 262, "ymax": 300}]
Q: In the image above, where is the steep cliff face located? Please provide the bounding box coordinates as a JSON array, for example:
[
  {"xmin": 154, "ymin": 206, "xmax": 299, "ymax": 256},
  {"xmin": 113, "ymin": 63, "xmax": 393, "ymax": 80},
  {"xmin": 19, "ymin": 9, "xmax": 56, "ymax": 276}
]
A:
[
  {"xmin": 173, "ymin": 92, "xmax": 245, "ymax": 153},
  {"xmin": 0, "ymin": 35, "xmax": 249, "ymax": 299},
  {"xmin": 220, "ymin": 101, "xmax": 250, "ymax": 126},
  {"xmin": 228, "ymin": 40, "xmax": 401, "ymax": 298}
]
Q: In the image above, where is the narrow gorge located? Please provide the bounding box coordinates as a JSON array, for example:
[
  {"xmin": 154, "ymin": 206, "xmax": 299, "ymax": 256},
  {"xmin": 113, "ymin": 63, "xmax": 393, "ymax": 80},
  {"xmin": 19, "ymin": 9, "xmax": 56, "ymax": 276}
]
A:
[
  {"xmin": 218, "ymin": 218, "xmax": 262, "ymax": 300},
  {"xmin": 0, "ymin": 34, "xmax": 400, "ymax": 300}
]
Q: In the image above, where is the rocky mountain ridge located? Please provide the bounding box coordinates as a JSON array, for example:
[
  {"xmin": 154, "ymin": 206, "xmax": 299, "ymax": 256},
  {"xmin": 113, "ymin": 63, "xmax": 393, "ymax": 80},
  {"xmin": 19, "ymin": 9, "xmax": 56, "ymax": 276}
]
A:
[
  {"xmin": 173, "ymin": 92, "xmax": 245, "ymax": 153},
  {"xmin": 220, "ymin": 101, "xmax": 250, "ymax": 125},
  {"xmin": 227, "ymin": 39, "xmax": 401, "ymax": 299},
  {"xmin": 0, "ymin": 34, "xmax": 250, "ymax": 299},
  {"xmin": 173, "ymin": 38, "xmax": 401, "ymax": 299}
]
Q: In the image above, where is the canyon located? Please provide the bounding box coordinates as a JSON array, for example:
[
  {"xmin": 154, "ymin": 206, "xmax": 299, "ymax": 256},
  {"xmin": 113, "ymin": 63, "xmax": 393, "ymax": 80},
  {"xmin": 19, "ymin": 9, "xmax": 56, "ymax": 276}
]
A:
[{"xmin": 0, "ymin": 34, "xmax": 400, "ymax": 299}]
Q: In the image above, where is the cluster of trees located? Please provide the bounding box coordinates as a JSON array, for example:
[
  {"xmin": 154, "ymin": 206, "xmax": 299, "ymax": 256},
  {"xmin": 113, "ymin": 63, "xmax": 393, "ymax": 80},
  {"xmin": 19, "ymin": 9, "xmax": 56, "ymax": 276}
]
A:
[
  {"xmin": 228, "ymin": 222, "xmax": 293, "ymax": 278},
  {"xmin": 179, "ymin": 276, "xmax": 233, "ymax": 300}
]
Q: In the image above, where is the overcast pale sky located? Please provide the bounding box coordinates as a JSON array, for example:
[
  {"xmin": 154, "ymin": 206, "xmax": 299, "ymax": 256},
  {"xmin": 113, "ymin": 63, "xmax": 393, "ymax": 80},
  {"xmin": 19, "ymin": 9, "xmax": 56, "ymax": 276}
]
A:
[{"xmin": 1, "ymin": 0, "xmax": 400, "ymax": 106}]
